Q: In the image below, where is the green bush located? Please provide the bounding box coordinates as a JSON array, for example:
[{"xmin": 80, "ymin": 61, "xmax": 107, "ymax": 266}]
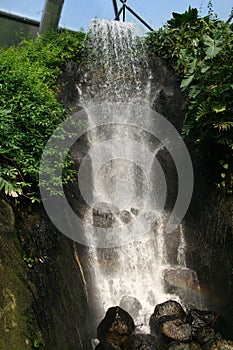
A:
[
  {"xmin": 0, "ymin": 30, "xmax": 86, "ymax": 202},
  {"xmin": 146, "ymin": 7, "xmax": 233, "ymax": 191}
]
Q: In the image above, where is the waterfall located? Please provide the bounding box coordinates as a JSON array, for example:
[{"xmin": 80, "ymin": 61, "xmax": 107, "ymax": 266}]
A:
[
  {"xmin": 78, "ymin": 19, "xmax": 191, "ymax": 331},
  {"xmin": 177, "ymin": 224, "xmax": 186, "ymax": 267}
]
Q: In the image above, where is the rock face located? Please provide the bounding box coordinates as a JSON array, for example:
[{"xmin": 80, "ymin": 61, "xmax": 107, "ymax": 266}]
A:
[
  {"xmin": 164, "ymin": 268, "xmax": 199, "ymax": 291},
  {"xmin": 0, "ymin": 199, "xmax": 15, "ymax": 233},
  {"xmin": 97, "ymin": 306, "xmax": 135, "ymax": 349},
  {"xmin": 0, "ymin": 201, "xmax": 91, "ymax": 350},
  {"xmin": 185, "ymin": 183, "xmax": 233, "ymax": 339}
]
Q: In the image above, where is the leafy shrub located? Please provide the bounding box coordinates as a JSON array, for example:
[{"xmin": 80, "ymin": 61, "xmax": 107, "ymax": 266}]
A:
[
  {"xmin": 0, "ymin": 30, "xmax": 86, "ymax": 202},
  {"xmin": 146, "ymin": 8, "xmax": 233, "ymax": 191}
]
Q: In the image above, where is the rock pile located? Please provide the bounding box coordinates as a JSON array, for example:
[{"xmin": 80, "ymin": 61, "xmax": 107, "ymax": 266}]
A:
[{"xmin": 94, "ymin": 300, "xmax": 233, "ymax": 349}]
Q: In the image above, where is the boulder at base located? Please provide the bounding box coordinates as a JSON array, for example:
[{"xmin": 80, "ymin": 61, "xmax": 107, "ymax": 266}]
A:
[
  {"xmin": 158, "ymin": 316, "xmax": 192, "ymax": 342},
  {"xmin": 193, "ymin": 326, "xmax": 217, "ymax": 344},
  {"xmin": 97, "ymin": 306, "xmax": 135, "ymax": 348},
  {"xmin": 206, "ymin": 339, "xmax": 233, "ymax": 350},
  {"xmin": 95, "ymin": 342, "xmax": 116, "ymax": 349},
  {"xmin": 187, "ymin": 309, "xmax": 219, "ymax": 330},
  {"xmin": 150, "ymin": 300, "xmax": 186, "ymax": 336},
  {"xmin": 168, "ymin": 342, "xmax": 202, "ymax": 350},
  {"xmin": 123, "ymin": 333, "xmax": 160, "ymax": 350}
]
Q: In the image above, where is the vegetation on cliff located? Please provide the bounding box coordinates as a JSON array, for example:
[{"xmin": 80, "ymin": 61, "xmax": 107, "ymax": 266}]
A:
[
  {"xmin": 0, "ymin": 30, "xmax": 85, "ymax": 202},
  {"xmin": 146, "ymin": 7, "xmax": 233, "ymax": 192}
]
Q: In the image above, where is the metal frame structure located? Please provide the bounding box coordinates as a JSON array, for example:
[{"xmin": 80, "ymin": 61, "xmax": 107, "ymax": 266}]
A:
[
  {"xmin": 39, "ymin": 0, "xmax": 64, "ymax": 34},
  {"xmin": 112, "ymin": 0, "xmax": 154, "ymax": 31}
]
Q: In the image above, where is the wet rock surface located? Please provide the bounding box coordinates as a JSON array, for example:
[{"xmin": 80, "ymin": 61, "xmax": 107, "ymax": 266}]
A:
[
  {"xmin": 168, "ymin": 342, "xmax": 202, "ymax": 350},
  {"xmin": 149, "ymin": 300, "xmax": 186, "ymax": 336},
  {"xmin": 187, "ymin": 309, "xmax": 219, "ymax": 330},
  {"xmin": 205, "ymin": 339, "xmax": 233, "ymax": 350},
  {"xmin": 123, "ymin": 333, "xmax": 160, "ymax": 349},
  {"xmin": 97, "ymin": 306, "xmax": 135, "ymax": 348},
  {"xmin": 158, "ymin": 316, "xmax": 192, "ymax": 342},
  {"xmin": 95, "ymin": 300, "xmax": 233, "ymax": 350},
  {"xmin": 164, "ymin": 268, "xmax": 199, "ymax": 291},
  {"xmin": 0, "ymin": 199, "xmax": 15, "ymax": 233},
  {"xmin": 193, "ymin": 326, "xmax": 217, "ymax": 344},
  {"xmin": 152, "ymin": 300, "xmax": 186, "ymax": 321}
]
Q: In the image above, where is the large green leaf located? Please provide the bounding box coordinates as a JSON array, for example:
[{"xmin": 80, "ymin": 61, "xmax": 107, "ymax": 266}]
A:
[
  {"xmin": 203, "ymin": 34, "xmax": 223, "ymax": 57},
  {"xmin": 180, "ymin": 74, "xmax": 195, "ymax": 89}
]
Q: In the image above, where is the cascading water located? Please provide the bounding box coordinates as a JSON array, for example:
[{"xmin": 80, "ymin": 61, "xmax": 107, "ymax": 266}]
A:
[{"xmin": 77, "ymin": 19, "xmax": 197, "ymax": 335}]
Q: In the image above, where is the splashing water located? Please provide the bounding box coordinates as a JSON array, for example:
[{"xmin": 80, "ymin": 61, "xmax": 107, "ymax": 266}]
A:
[{"xmin": 78, "ymin": 19, "xmax": 188, "ymax": 330}]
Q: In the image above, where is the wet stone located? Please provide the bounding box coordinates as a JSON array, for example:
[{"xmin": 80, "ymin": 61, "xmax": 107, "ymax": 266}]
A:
[
  {"xmin": 151, "ymin": 300, "xmax": 186, "ymax": 322},
  {"xmin": 95, "ymin": 342, "xmax": 116, "ymax": 349},
  {"xmin": 119, "ymin": 210, "xmax": 132, "ymax": 224},
  {"xmin": 164, "ymin": 268, "xmax": 199, "ymax": 290},
  {"xmin": 168, "ymin": 342, "xmax": 202, "ymax": 350},
  {"xmin": 123, "ymin": 333, "xmax": 160, "ymax": 350},
  {"xmin": 97, "ymin": 306, "xmax": 135, "ymax": 348},
  {"xmin": 150, "ymin": 300, "xmax": 186, "ymax": 335},
  {"xmin": 205, "ymin": 339, "xmax": 233, "ymax": 350},
  {"xmin": 187, "ymin": 309, "xmax": 219, "ymax": 329},
  {"xmin": 93, "ymin": 209, "xmax": 115, "ymax": 228},
  {"xmin": 130, "ymin": 208, "xmax": 140, "ymax": 216},
  {"xmin": 158, "ymin": 316, "xmax": 192, "ymax": 342},
  {"xmin": 193, "ymin": 326, "xmax": 216, "ymax": 345}
]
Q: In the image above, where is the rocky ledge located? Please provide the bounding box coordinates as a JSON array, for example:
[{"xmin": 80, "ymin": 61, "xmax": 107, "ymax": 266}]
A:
[{"xmin": 94, "ymin": 300, "xmax": 233, "ymax": 350}]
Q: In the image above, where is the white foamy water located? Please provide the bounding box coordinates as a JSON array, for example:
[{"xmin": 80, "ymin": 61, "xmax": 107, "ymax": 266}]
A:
[{"xmin": 79, "ymin": 19, "xmax": 187, "ymax": 328}]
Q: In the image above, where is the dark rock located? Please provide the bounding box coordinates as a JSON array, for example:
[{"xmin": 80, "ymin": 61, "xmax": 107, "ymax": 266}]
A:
[
  {"xmin": 187, "ymin": 309, "xmax": 219, "ymax": 329},
  {"xmin": 152, "ymin": 300, "xmax": 186, "ymax": 321},
  {"xmin": 57, "ymin": 61, "xmax": 81, "ymax": 109},
  {"xmin": 119, "ymin": 296, "xmax": 142, "ymax": 320},
  {"xmin": 206, "ymin": 339, "xmax": 233, "ymax": 350},
  {"xmin": 119, "ymin": 210, "xmax": 132, "ymax": 224},
  {"xmin": 158, "ymin": 316, "xmax": 192, "ymax": 342},
  {"xmin": 150, "ymin": 300, "xmax": 186, "ymax": 335},
  {"xmin": 130, "ymin": 208, "xmax": 140, "ymax": 216},
  {"xmin": 95, "ymin": 342, "xmax": 116, "ymax": 349},
  {"xmin": 0, "ymin": 199, "xmax": 15, "ymax": 233},
  {"xmin": 164, "ymin": 268, "xmax": 199, "ymax": 290},
  {"xmin": 123, "ymin": 333, "xmax": 160, "ymax": 350},
  {"xmin": 149, "ymin": 57, "xmax": 185, "ymax": 131},
  {"xmin": 97, "ymin": 306, "xmax": 135, "ymax": 348},
  {"xmin": 93, "ymin": 203, "xmax": 118, "ymax": 228},
  {"xmin": 193, "ymin": 326, "xmax": 216, "ymax": 344},
  {"xmin": 168, "ymin": 342, "xmax": 202, "ymax": 350}
]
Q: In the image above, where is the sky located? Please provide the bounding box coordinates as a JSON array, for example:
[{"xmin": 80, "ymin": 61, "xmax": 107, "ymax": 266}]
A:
[{"xmin": 0, "ymin": 0, "xmax": 232, "ymax": 31}]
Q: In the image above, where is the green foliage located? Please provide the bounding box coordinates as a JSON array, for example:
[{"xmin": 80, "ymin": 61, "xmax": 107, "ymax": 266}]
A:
[
  {"xmin": 33, "ymin": 339, "xmax": 42, "ymax": 348},
  {"xmin": 0, "ymin": 30, "xmax": 86, "ymax": 202},
  {"xmin": 146, "ymin": 9, "xmax": 233, "ymax": 192},
  {"xmin": 167, "ymin": 6, "xmax": 198, "ymax": 28}
]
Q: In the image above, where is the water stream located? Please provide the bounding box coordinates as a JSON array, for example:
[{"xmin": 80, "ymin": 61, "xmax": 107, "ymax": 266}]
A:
[{"xmin": 78, "ymin": 19, "xmax": 196, "ymax": 332}]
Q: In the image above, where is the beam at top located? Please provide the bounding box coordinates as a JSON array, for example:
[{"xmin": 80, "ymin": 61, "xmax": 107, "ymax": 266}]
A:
[
  {"xmin": 39, "ymin": 0, "xmax": 64, "ymax": 34},
  {"xmin": 112, "ymin": 0, "xmax": 119, "ymax": 18}
]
